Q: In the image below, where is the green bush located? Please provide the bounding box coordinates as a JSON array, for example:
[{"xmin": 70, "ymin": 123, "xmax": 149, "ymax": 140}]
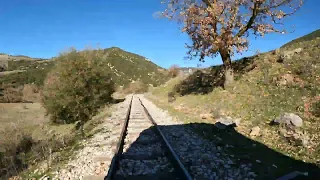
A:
[{"xmin": 42, "ymin": 48, "xmax": 115, "ymax": 126}]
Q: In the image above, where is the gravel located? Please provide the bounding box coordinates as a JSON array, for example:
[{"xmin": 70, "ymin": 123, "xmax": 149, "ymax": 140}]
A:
[
  {"xmin": 52, "ymin": 95, "xmax": 132, "ymax": 180},
  {"xmin": 139, "ymin": 95, "xmax": 256, "ymax": 180},
  {"xmin": 115, "ymin": 96, "xmax": 177, "ymax": 179}
]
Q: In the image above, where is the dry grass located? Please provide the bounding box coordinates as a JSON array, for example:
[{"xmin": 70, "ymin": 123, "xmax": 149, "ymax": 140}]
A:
[
  {"xmin": 0, "ymin": 101, "xmax": 113, "ymax": 179},
  {"xmin": 0, "ymin": 70, "xmax": 25, "ymax": 76},
  {"xmin": 122, "ymin": 81, "xmax": 149, "ymax": 94},
  {"xmin": 0, "ymin": 103, "xmax": 48, "ymax": 134},
  {"xmin": 0, "ymin": 84, "xmax": 41, "ymax": 103},
  {"xmin": 0, "ymin": 103, "xmax": 75, "ymax": 179},
  {"xmin": 22, "ymin": 84, "xmax": 41, "ymax": 103}
]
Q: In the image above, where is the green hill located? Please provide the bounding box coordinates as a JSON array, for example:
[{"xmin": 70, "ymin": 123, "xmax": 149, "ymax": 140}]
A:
[
  {"xmin": 98, "ymin": 47, "xmax": 167, "ymax": 87},
  {"xmin": 282, "ymin": 29, "xmax": 320, "ymax": 48},
  {"xmin": 0, "ymin": 47, "xmax": 167, "ymax": 88},
  {"xmin": 0, "ymin": 47, "xmax": 168, "ymax": 102}
]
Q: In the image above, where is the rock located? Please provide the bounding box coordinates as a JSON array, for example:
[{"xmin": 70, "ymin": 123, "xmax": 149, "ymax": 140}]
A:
[
  {"xmin": 278, "ymin": 74, "xmax": 295, "ymax": 86},
  {"xmin": 217, "ymin": 116, "xmax": 235, "ymax": 125},
  {"xmin": 200, "ymin": 113, "xmax": 213, "ymax": 120},
  {"xmin": 214, "ymin": 116, "xmax": 237, "ymax": 129},
  {"xmin": 250, "ymin": 126, "xmax": 261, "ymax": 137},
  {"xmin": 233, "ymin": 118, "xmax": 241, "ymax": 126},
  {"xmin": 272, "ymin": 113, "xmax": 303, "ymax": 127}
]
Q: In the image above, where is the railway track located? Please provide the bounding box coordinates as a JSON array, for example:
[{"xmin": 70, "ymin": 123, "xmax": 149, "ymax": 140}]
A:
[{"xmin": 105, "ymin": 95, "xmax": 192, "ymax": 180}]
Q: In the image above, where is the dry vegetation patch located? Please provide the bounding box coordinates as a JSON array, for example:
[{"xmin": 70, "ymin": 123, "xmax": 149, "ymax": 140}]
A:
[{"xmin": 0, "ymin": 102, "xmax": 112, "ymax": 179}]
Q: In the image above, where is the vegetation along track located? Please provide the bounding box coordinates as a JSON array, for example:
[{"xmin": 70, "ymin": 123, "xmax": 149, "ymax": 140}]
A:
[{"xmin": 105, "ymin": 95, "xmax": 192, "ymax": 180}]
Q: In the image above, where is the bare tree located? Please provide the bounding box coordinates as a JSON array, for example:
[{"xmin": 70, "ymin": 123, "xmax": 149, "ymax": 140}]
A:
[
  {"xmin": 168, "ymin": 64, "xmax": 180, "ymax": 77},
  {"xmin": 160, "ymin": 0, "xmax": 304, "ymax": 87}
]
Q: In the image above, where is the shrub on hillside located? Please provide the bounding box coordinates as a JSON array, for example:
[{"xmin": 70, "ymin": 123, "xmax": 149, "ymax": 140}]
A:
[
  {"xmin": 168, "ymin": 65, "xmax": 180, "ymax": 78},
  {"xmin": 0, "ymin": 125, "xmax": 78, "ymax": 178},
  {"xmin": 42, "ymin": 49, "xmax": 115, "ymax": 130},
  {"xmin": 0, "ymin": 133, "xmax": 35, "ymax": 178}
]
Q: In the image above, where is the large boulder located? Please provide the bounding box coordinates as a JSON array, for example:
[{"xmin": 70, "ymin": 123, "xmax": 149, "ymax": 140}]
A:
[{"xmin": 272, "ymin": 113, "xmax": 303, "ymax": 127}]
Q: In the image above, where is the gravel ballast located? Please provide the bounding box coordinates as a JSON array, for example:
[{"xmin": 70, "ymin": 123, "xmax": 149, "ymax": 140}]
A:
[
  {"xmin": 139, "ymin": 95, "xmax": 256, "ymax": 180},
  {"xmin": 52, "ymin": 96, "xmax": 132, "ymax": 180}
]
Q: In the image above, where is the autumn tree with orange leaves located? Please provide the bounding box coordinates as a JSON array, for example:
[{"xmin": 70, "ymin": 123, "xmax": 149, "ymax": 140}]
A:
[{"xmin": 160, "ymin": 0, "xmax": 304, "ymax": 88}]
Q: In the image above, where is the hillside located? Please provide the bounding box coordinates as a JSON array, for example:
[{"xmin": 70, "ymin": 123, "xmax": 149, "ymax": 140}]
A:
[
  {"xmin": 147, "ymin": 30, "xmax": 320, "ymax": 178},
  {"xmin": 282, "ymin": 29, "xmax": 320, "ymax": 48},
  {"xmin": 0, "ymin": 47, "xmax": 168, "ymax": 102},
  {"xmin": 0, "ymin": 48, "xmax": 167, "ymax": 87},
  {"xmin": 98, "ymin": 47, "xmax": 167, "ymax": 87}
]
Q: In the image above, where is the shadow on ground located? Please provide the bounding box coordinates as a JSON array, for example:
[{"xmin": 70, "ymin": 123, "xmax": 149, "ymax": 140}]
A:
[
  {"xmin": 174, "ymin": 56, "xmax": 257, "ymax": 96},
  {"xmin": 112, "ymin": 98, "xmax": 126, "ymax": 104},
  {"xmin": 117, "ymin": 122, "xmax": 319, "ymax": 180}
]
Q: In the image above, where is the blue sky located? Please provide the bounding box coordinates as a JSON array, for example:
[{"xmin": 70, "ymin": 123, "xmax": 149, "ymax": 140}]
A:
[{"xmin": 0, "ymin": 0, "xmax": 319, "ymax": 68}]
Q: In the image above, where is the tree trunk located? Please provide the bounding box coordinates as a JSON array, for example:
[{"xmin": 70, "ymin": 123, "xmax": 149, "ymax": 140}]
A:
[
  {"xmin": 80, "ymin": 123, "xmax": 85, "ymax": 138},
  {"xmin": 219, "ymin": 48, "xmax": 234, "ymax": 88}
]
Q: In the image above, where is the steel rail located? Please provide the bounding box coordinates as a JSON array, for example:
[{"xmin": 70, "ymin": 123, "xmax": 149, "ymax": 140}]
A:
[
  {"xmin": 105, "ymin": 95, "xmax": 133, "ymax": 180},
  {"xmin": 105, "ymin": 95, "xmax": 193, "ymax": 180},
  {"xmin": 138, "ymin": 97, "xmax": 193, "ymax": 180}
]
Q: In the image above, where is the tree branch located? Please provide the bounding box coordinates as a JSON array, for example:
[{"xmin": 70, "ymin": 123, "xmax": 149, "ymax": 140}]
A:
[
  {"xmin": 202, "ymin": 0, "xmax": 214, "ymax": 8},
  {"xmin": 260, "ymin": 0, "xmax": 291, "ymax": 11},
  {"xmin": 235, "ymin": 2, "xmax": 260, "ymax": 38}
]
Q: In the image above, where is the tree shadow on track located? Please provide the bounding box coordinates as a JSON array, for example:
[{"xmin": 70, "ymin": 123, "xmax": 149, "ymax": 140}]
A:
[{"xmin": 119, "ymin": 123, "xmax": 320, "ymax": 180}]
